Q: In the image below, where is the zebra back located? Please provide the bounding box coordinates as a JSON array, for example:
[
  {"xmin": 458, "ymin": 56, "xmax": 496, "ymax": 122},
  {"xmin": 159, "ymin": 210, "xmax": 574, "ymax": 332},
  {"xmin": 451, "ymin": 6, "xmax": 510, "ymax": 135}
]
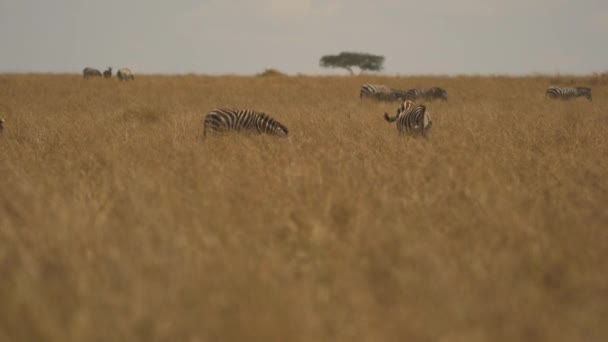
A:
[
  {"xmin": 385, "ymin": 100, "xmax": 431, "ymax": 136},
  {"xmin": 203, "ymin": 109, "xmax": 288, "ymax": 138},
  {"xmin": 360, "ymin": 84, "xmax": 401, "ymax": 101}
]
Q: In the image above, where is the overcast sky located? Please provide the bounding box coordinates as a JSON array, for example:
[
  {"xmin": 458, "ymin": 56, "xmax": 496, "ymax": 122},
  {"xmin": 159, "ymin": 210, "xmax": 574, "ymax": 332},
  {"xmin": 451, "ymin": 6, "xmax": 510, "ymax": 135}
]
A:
[{"xmin": 0, "ymin": 0, "xmax": 606, "ymax": 75}]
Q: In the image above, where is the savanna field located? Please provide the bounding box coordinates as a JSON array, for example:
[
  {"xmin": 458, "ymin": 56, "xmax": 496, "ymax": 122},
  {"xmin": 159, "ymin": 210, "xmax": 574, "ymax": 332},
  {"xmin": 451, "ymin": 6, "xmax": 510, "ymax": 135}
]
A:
[{"xmin": 0, "ymin": 74, "xmax": 607, "ymax": 341}]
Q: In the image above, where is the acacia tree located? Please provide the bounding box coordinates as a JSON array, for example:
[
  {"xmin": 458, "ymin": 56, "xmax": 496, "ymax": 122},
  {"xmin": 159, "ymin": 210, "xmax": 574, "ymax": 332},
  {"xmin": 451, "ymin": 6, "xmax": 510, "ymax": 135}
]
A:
[{"xmin": 319, "ymin": 52, "xmax": 385, "ymax": 75}]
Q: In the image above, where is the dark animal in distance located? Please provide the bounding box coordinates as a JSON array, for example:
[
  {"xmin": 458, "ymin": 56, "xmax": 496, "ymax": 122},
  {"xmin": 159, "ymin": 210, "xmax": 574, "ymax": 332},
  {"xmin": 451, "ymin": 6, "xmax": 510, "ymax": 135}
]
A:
[
  {"xmin": 403, "ymin": 87, "xmax": 448, "ymax": 101},
  {"xmin": 545, "ymin": 86, "xmax": 592, "ymax": 101},
  {"xmin": 360, "ymin": 84, "xmax": 403, "ymax": 102},
  {"xmin": 0, "ymin": 118, "xmax": 4, "ymax": 136},
  {"xmin": 384, "ymin": 100, "xmax": 432, "ymax": 136},
  {"xmin": 103, "ymin": 67, "xmax": 112, "ymax": 78},
  {"xmin": 117, "ymin": 68, "xmax": 135, "ymax": 81},
  {"xmin": 203, "ymin": 109, "xmax": 288, "ymax": 138},
  {"xmin": 82, "ymin": 67, "xmax": 102, "ymax": 79}
]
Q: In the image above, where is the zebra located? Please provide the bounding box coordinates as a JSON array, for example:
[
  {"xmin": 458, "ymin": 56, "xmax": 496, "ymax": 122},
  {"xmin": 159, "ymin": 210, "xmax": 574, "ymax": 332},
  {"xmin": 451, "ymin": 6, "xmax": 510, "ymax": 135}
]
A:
[
  {"xmin": 203, "ymin": 109, "xmax": 288, "ymax": 138},
  {"xmin": 82, "ymin": 67, "xmax": 102, "ymax": 79},
  {"xmin": 117, "ymin": 68, "xmax": 135, "ymax": 81},
  {"xmin": 384, "ymin": 100, "xmax": 432, "ymax": 136},
  {"xmin": 0, "ymin": 118, "xmax": 4, "ymax": 136},
  {"xmin": 360, "ymin": 84, "xmax": 403, "ymax": 102},
  {"xmin": 545, "ymin": 86, "xmax": 592, "ymax": 101},
  {"xmin": 404, "ymin": 87, "xmax": 448, "ymax": 101},
  {"xmin": 103, "ymin": 67, "xmax": 112, "ymax": 79}
]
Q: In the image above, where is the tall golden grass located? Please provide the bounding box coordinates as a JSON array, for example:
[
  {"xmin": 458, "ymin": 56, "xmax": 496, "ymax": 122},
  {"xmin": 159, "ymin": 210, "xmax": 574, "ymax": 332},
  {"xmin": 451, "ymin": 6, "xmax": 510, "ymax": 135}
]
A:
[{"xmin": 0, "ymin": 74, "xmax": 607, "ymax": 341}]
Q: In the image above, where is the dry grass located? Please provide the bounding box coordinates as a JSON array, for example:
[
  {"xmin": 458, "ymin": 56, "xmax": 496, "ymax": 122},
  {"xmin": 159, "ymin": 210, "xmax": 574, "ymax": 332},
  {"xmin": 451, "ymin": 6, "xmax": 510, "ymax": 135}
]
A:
[{"xmin": 0, "ymin": 74, "xmax": 607, "ymax": 342}]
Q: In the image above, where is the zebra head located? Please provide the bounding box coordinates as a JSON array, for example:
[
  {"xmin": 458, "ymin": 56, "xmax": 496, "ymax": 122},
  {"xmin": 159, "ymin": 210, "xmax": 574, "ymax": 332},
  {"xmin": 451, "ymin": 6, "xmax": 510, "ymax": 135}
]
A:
[
  {"xmin": 577, "ymin": 87, "xmax": 592, "ymax": 101},
  {"xmin": 434, "ymin": 87, "xmax": 448, "ymax": 100},
  {"xmin": 384, "ymin": 112, "xmax": 397, "ymax": 122},
  {"xmin": 273, "ymin": 122, "xmax": 289, "ymax": 137}
]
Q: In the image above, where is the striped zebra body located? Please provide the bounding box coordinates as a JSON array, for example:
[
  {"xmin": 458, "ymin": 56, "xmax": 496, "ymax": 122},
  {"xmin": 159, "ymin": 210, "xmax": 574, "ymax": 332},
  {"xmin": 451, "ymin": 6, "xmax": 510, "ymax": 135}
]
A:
[
  {"xmin": 103, "ymin": 67, "xmax": 112, "ymax": 78},
  {"xmin": 405, "ymin": 87, "xmax": 448, "ymax": 101},
  {"xmin": 203, "ymin": 109, "xmax": 288, "ymax": 137},
  {"xmin": 546, "ymin": 86, "xmax": 592, "ymax": 101},
  {"xmin": 117, "ymin": 68, "xmax": 135, "ymax": 81},
  {"xmin": 360, "ymin": 84, "xmax": 402, "ymax": 101},
  {"xmin": 82, "ymin": 67, "xmax": 102, "ymax": 79},
  {"xmin": 384, "ymin": 100, "xmax": 432, "ymax": 136}
]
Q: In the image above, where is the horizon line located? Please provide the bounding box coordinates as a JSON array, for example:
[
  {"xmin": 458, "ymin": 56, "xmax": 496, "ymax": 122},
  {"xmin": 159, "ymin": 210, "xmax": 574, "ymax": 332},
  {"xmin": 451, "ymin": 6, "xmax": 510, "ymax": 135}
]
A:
[{"xmin": 1, "ymin": 71, "xmax": 607, "ymax": 78}]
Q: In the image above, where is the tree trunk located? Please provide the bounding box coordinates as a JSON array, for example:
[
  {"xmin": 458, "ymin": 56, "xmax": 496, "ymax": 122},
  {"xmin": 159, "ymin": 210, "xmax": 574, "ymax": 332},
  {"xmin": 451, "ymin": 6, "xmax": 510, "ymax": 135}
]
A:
[{"xmin": 344, "ymin": 67, "xmax": 354, "ymax": 75}]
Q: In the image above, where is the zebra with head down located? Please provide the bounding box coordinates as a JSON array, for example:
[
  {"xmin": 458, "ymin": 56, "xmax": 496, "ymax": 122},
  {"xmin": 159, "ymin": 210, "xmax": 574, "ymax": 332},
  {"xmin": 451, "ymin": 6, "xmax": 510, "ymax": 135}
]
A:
[
  {"xmin": 545, "ymin": 86, "xmax": 592, "ymax": 101},
  {"xmin": 203, "ymin": 108, "xmax": 288, "ymax": 138},
  {"xmin": 360, "ymin": 84, "xmax": 403, "ymax": 102},
  {"xmin": 403, "ymin": 87, "xmax": 448, "ymax": 101},
  {"xmin": 82, "ymin": 67, "xmax": 102, "ymax": 79},
  {"xmin": 117, "ymin": 68, "xmax": 135, "ymax": 81}
]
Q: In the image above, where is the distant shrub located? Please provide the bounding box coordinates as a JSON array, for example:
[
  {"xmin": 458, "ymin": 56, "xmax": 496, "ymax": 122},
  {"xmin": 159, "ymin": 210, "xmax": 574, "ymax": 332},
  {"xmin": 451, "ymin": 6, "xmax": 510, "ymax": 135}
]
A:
[
  {"xmin": 257, "ymin": 68, "xmax": 287, "ymax": 77},
  {"xmin": 122, "ymin": 106, "xmax": 164, "ymax": 123}
]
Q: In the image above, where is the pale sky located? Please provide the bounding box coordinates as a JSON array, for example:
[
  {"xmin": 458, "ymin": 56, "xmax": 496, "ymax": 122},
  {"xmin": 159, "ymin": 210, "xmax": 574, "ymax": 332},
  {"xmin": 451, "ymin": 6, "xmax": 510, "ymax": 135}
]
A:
[{"xmin": 0, "ymin": 0, "xmax": 606, "ymax": 75}]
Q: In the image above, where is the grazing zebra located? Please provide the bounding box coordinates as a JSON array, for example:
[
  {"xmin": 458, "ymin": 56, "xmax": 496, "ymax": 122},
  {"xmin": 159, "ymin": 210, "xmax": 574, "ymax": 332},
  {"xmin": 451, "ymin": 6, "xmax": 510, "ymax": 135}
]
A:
[
  {"xmin": 0, "ymin": 118, "xmax": 4, "ymax": 136},
  {"xmin": 384, "ymin": 100, "xmax": 432, "ymax": 136},
  {"xmin": 103, "ymin": 67, "xmax": 112, "ymax": 78},
  {"xmin": 404, "ymin": 87, "xmax": 448, "ymax": 101},
  {"xmin": 82, "ymin": 67, "xmax": 102, "ymax": 79},
  {"xmin": 203, "ymin": 109, "xmax": 288, "ymax": 138},
  {"xmin": 360, "ymin": 84, "xmax": 403, "ymax": 101},
  {"xmin": 545, "ymin": 86, "xmax": 592, "ymax": 101},
  {"xmin": 117, "ymin": 68, "xmax": 135, "ymax": 81}
]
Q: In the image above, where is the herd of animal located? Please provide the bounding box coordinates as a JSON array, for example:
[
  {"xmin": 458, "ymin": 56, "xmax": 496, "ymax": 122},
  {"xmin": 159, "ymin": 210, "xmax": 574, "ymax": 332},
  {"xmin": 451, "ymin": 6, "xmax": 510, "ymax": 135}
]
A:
[
  {"xmin": 201, "ymin": 83, "xmax": 593, "ymax": 138},
  {"xmin": 0, "ymin": 80, "xmax": 595, "ymax": 139},
  {"xmin": 82, "ymin": 67, "xmax": 135, "ymax": 81}
]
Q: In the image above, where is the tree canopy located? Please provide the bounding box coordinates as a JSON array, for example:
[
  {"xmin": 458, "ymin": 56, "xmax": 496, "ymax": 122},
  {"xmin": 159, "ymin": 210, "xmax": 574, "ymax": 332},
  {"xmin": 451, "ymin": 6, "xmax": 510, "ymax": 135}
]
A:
[{"xmin": 319, "ymin": 52, "xmax": 385, "ymax": 75}]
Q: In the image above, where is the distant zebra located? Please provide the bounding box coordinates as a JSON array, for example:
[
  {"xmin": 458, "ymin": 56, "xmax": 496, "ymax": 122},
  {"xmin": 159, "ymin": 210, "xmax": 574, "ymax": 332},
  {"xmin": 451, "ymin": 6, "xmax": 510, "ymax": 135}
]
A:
[
  {"xmin": 0, "ymin": 118, "xmax": 4, "ymax": 136},
  {"xmin": 384, "ymin": 100, "xmax": 432, "ymax": 136},
  {"xmin": 82, "ymin": 67, "xmax": 102, "ymax": 79},
  {"xmin": 103, "ymin": 67, "xmax": 112, "ymax": 78},
  {"xmin": 404, "ymin": 87, "xmax": 448, "ymax": 101},
  {"xmin": 203, "ymin": 109, "xmax": 289, "ymax": 138},
  {"xmin": 117, "ymin": 68, "xmax": 135, "ymax": 81},
  {"xmin": 545, "ymin": 86, "xmax": 592, "ymax": 101},
  {"xmin": 360, "ymin": 84, "xmax": 402, "ymax": 101}
]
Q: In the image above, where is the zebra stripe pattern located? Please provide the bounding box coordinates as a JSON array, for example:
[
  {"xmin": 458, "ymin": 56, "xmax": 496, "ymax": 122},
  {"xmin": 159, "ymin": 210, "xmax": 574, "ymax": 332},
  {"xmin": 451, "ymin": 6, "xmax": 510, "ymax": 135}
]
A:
[
  {"xmin": 545, "ymin": 86, "xmax": 592, "ymax": 101},
  {"xmin": 404, "ymin": 87, "xmax": 448, "ymax": 101},
  {"xmin": 384, "ymin": 100, "xmax": 432, "ymax": 136},
  {"xmin": 82, "ymin": 67, "xmax": 102, "ymax": 79},
  {"xmin": 103, "ymin": 67, "xmax": 112, "ymax": 78},
  {"xmin": 360, "ymin": 84, "xmax": 402, "ymax": 101},
  {"xmin": 117, "ymin": 68, "xmax": 135, "ymax": 81},
  {"xmin": 203, "ymin": 109, "xmax": 288, "ymax": 137}
]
